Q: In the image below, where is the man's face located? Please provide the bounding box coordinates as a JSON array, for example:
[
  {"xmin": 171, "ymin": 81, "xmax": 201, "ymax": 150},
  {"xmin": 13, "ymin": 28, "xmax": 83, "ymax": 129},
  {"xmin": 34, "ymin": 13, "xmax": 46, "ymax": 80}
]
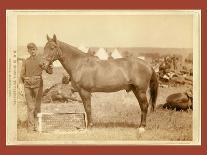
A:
[{"xmin": 28, "ymin": 48, "xmax": 37, "ymax": 56}]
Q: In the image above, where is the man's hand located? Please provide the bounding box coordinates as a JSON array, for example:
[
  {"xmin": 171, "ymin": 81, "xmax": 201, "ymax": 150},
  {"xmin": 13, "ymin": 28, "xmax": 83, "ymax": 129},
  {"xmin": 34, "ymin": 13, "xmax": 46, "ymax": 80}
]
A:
[
  {"xmin": 18, "ymin": 83, "xmax": 24, "ymax": 96},
  {"xmin": 46, "ymin": 64, "xmax": 53, "ymax": 74}
]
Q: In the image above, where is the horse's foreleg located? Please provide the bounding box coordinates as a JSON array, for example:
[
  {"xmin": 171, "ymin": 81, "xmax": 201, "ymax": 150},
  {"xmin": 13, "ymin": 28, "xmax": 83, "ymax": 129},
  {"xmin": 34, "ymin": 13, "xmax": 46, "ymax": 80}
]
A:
[
  {"xmin": 78, "ymin": 89, "xmax": 92, "ymax": 128},
  {"xmin": 132, "ymin": 88, "xmax": 148, "ymax": 133}
]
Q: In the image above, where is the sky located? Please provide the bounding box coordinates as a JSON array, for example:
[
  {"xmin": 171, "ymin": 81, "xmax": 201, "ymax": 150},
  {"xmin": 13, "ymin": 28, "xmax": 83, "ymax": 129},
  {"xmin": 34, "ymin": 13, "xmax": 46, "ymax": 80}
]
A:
[{"xmin": 17, "ymin": 14, "xmax": 193, "ymax": 48}]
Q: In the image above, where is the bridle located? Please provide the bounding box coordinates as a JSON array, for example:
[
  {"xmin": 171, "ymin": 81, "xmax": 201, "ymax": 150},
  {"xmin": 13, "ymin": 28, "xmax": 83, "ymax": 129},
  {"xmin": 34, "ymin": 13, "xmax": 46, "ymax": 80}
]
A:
[{"xmin": 43, "ymin": 41, "xmax": 63, "ymax": 64}]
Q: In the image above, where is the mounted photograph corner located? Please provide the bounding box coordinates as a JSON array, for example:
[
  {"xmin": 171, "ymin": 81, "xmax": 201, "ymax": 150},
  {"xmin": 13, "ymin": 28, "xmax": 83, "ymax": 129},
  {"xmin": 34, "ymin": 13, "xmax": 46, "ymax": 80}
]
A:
[{"xmin": 6, "ymin": 10, "xmax": 201, "ymax": 145}]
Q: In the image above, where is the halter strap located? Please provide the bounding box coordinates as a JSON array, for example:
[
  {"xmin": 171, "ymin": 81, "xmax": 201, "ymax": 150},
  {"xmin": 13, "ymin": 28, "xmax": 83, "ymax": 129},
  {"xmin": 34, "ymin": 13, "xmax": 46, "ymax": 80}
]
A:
[{"xmin": 44, "ymin": 41, "xmax": 63, "ymax": 63}]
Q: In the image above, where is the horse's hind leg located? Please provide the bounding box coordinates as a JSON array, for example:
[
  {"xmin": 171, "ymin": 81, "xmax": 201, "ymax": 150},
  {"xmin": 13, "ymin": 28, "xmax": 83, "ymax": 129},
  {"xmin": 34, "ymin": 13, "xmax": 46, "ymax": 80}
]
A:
[
  {"xmin": 132, "ymin": 87, "xmax": 148, "ymax": 133},
  {"xmin": 78, "ymin": 88, "xmax": 92, "ymax": 128}
]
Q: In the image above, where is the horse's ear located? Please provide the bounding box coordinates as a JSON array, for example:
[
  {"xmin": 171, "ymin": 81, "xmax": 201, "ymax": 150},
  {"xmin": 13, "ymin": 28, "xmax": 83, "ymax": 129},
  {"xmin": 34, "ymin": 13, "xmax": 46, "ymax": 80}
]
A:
[
  {"xmin": 53, "ymin": 34, "xmax": 57, "ymax": 43},
  {"xmin": 47, "ymin": 34, "xmax": 51, "ymax": 41}
]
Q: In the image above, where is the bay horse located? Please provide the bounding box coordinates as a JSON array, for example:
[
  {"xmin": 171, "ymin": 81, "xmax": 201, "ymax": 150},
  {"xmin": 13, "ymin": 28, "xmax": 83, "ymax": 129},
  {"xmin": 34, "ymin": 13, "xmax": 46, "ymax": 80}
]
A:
[{"xmin": 40, "ymin": 34, "xmax": 158, "ymax": 133}]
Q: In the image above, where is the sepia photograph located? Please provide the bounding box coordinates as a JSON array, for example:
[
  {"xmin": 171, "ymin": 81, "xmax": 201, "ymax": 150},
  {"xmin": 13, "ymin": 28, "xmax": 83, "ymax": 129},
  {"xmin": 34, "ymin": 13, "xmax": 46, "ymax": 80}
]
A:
[{"xmin": 6, "ymin": 10, "xmax": 201, "ymax": 145}]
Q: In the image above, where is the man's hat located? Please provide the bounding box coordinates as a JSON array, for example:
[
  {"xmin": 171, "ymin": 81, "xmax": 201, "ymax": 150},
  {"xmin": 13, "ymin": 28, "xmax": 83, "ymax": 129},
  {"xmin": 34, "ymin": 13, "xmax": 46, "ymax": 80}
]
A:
[{"xmin": 27, "ymin": 42, "xmax": 37, "ymax": 49}]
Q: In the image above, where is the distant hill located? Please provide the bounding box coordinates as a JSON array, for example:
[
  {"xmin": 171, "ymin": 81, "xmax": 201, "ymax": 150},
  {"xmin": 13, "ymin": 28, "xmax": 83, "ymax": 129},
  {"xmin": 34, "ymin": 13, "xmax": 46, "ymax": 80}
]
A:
[{"xmin": 17, "ymin": 46, "xmax": 192, "ymax": 62}]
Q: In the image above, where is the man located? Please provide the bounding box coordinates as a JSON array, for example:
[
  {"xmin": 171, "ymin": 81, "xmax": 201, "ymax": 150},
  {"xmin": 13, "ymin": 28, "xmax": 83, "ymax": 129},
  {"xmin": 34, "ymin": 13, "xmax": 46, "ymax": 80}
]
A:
[{"xmin": 19, "ymin": 43, "xmax": 52, "ymax": 132}]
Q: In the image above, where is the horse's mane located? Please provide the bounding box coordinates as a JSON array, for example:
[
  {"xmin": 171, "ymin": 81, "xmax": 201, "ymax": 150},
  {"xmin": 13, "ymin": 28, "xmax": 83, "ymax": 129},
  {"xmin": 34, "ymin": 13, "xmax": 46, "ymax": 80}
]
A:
[{"xmin": 58, "ymin": 41, "xmax": 87, "ymax": 57}]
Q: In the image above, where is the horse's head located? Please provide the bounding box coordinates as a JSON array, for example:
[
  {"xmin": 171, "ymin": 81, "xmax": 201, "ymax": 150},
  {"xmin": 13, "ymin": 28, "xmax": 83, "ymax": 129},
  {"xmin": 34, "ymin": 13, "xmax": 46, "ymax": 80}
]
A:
[{"xmin": 40, "ymin": 34, "xmax": 62, "ymax": 71}]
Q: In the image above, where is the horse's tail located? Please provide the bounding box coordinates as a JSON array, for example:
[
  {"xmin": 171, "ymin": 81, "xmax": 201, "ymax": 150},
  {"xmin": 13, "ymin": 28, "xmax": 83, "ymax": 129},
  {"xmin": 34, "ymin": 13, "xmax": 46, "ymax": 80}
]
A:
[{"xmin": 149, "ymin": 68, "xmax": 159, "ymax": 111}]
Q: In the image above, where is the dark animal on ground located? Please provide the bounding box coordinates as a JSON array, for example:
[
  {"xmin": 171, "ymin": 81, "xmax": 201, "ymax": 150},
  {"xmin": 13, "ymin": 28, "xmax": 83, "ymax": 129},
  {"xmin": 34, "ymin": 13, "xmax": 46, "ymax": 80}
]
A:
[
  {"xmin": 163, "ymin": 91, "xmax": 192, "ymax": 110},
  {"xmin": 42, "ymin": 75, "xmax": 81, "ymax": 103},
  {"xmin": 42, "ymin": 83, "xmax": 81, "ymax": 103}
]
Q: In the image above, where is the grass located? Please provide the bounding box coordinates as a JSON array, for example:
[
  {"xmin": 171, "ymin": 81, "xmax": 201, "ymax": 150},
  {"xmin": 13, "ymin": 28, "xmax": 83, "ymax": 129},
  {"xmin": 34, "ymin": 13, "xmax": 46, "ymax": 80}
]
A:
[{"xmin": 17, "ymin": 108, "xmax": 192, "ymax": 141}]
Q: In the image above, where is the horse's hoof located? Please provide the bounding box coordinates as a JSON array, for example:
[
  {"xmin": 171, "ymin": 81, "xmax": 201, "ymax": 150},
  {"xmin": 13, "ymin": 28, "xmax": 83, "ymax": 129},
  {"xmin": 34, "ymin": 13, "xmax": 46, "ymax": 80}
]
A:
[
  {"xmin": 89, "ymin": 123, "xmax": 94, "ymax": 127},
  {"xmin": 78, "ymin": 128, "xmax": 86, "ymax": 132},
  {"xmin": 138, "ymin": 127, "xmax": 146, "ymax": 134}
]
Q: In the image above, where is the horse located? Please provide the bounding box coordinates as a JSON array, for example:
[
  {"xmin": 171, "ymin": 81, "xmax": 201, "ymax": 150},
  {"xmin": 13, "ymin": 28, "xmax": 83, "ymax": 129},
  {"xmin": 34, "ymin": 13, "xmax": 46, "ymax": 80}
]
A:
[
  {"xmin": 163, "ymin": 89, "xmax": 193, "ymax": 111},
  {"xmin": 40, "ymin": 34, "xmax": 159, "ymax": 133}
]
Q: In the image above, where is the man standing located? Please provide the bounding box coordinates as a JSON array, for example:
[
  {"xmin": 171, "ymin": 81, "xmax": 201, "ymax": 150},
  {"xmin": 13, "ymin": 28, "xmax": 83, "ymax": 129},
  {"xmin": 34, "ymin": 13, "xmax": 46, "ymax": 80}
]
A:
[{"xmin": 19, "ymin": 43, "xmax": 52, "ymax": 132}]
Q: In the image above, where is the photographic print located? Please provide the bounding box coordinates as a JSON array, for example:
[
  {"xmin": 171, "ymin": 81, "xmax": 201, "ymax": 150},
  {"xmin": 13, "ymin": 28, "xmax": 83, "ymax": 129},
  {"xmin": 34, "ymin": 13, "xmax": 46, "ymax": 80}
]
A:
[{"xmin": 6, "ymin": 10, "xmax": 201, "ymax": 145}]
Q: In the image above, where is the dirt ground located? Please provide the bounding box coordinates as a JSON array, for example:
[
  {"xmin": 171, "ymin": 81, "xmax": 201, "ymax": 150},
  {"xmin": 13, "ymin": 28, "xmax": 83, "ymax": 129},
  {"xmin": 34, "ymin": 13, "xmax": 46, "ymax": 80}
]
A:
[{"xmin": 17, "ymin": 68, "xmax": 192, "ymax": 142}]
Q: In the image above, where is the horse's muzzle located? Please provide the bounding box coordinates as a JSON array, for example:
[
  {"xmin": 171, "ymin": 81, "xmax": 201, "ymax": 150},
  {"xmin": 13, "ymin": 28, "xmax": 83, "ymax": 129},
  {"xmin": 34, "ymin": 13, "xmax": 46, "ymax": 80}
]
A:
[
  {"xmin": 40, "ymin": 62, "xmax": 54, "ymax": 74},
  {"xmin": 39, "ymin": 60, "xmax": 50, "ymax": 70}
]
